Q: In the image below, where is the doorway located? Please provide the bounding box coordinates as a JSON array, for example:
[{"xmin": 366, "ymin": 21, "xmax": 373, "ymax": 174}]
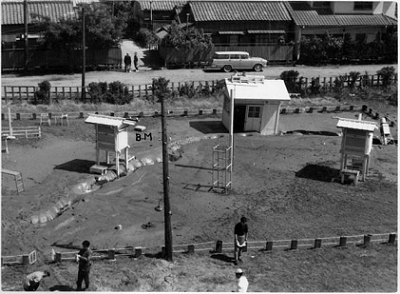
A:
[{"xmin": 233, "ymin": 105, "xmax": 246, "ymax": 132}]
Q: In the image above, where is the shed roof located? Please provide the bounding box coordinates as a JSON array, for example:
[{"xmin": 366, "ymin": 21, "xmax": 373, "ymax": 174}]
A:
[
  {"xmin": 1, "ymin": 0, "xmax": 74, "ymax": 25},
  {"xmin": 189, "ymin": 1, "xmax": 291, "ymax": 22},
  {"xmin": 85, "ymin": 114, "xmax": 136, "ymax": 127},
  {"xmin": 225, "ymin": 77, "xmax": 291, "ymax": 101},
  {"xmin": 336, "ymin": 118, "xmax": 377, "ymax": 132}
]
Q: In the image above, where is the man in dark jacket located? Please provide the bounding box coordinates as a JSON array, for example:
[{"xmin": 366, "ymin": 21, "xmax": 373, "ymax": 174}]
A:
[
  {"xmin": 76, "ymin": 240, "xmax": 92, "ymax": 291},
  {"xmin": 124, "ymin": 53, "xmax": 132, "ymax": 72}
]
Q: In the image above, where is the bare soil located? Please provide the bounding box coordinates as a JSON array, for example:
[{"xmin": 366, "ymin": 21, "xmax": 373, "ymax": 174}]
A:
[{"xmin": 1, "ymin": 66, "xmax": 398, "ymax": 291}]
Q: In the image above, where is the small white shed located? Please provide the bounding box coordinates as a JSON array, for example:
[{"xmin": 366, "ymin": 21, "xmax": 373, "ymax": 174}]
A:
[
  {"xmin": 222, "ymin": 74, "xmax": 290, "ymax": 135},
  {"xmin": 85, "ymin": 114, "xmax": 136, "ymax": 176},
  {"xmin": 336, "ymin": 115, "xmax": 378, "ymax": 183}
]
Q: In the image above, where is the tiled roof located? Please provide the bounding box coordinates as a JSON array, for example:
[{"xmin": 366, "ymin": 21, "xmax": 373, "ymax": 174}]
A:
[
  {"xmin": 335, "ymin": 14, "xmax": 398, "ymax": 26},
  {"xmin": 189, "ymin": 1, "xmax": 291, "ymax": 22},
  {"xmin": 137, "ymin": 0, "xmax": 186, "ymax": 11},
  {"xmin": 248, "ymin": 30, "xmax": 286, "ymax": 34},
  {"xmin": 2, "ymin": 0, "xmax": 74, "ymax": 25},
  {"xmin": 286, "ymin": 1, "xmax": 397, "ymax": 27}
]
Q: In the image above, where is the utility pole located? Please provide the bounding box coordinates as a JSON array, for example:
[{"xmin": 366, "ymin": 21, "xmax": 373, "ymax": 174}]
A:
[
  {"xmin": 24, "ymin": 0, "xmax": 28, "ymax": 72},
  {"xmin": 81, "ymin": 7, "xmax": 86, "ymax": 101},
  {"xmin": 161, "ymin": 94, "xmax": 173, "ymax": 262}
]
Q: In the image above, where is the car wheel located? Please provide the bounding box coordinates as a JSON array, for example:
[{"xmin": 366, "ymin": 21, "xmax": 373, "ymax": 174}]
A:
[
  {"xmin": 254, "ymin": 64, "xmax": 263, "ymax": 72},
  {"xmin": 223, "ymin": 65, "xmax": 232, "ymax": 73}
]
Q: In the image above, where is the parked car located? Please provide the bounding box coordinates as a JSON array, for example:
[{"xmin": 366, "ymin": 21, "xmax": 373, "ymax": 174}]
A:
[{"xmin": 205, "ymin": 51, "xmax": 267, "ymax": 72}]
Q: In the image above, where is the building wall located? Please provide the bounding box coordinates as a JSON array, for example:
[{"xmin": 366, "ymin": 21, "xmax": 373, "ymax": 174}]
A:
[
  {"xmin": 331, "ymin": 1, "xmax": 396, "ymax": 16},
  {"xmin": 260, "ymin": 100, "xmax": 281, "ymax": 136},
  {"xmin": 301, "ymin": 26, "xmax": 386, "ymax": 42}
]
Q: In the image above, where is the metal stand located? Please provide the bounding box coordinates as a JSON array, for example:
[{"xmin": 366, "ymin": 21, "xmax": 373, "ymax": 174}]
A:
[{"xmin": 212, "ymin": 144, "xmax": 232, "ymax": 193}]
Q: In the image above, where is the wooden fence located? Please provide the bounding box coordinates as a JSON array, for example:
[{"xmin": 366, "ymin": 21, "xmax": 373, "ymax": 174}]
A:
[
  {"xmin": 1, "ymin": 126, "xmax": 41, "ymax": 138},
  {"xmin": 1, "ymin": 250, "xmax": 37, "ymax": 266},
  {"xmin": 1, "ymin": 73, "xmax": 397, "ymax": 103},
  {"xmin": 47, "ymin": 232, "xmax": 397, "ymax": 264}
]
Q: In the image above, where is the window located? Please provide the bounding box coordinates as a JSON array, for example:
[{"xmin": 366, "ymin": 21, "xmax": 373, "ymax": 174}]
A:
[
  {"xmin": 240, "ymin": 54, "xmax": 249, "ymax": 60},
  {"xmin": 230, "ymin": 54, "xmax": 241, "ymax": 59},
  {"xmin": 313, "ymin": 2, "xmax": 330, "ymax": 8},
  {"xmin": 354, "ymin": 2, "xmax": 373, "ymax": 10},
  {"xmin": 248, "ymin": 106, "xmax": 261, "ymax": 118}
]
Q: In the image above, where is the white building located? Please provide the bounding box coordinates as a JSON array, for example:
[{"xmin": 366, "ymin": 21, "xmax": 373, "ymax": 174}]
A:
[{"xmin": 222, "ymin": 74, "xmax": 291, "ymax": 135}]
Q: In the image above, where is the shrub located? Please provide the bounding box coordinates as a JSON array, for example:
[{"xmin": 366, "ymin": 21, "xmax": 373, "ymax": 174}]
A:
[
  {"xmin": 280, "ymin": 70, "xmax": 300, "ymax": 93},
  {"xmin": 33, "ymin": 80, "xmax": 51, "ymax": 104},
  {"xmin": 151, "ymin": 77, "xmax": 172, "ymax": 102},
  {"xmin": 377, "ymin": 66, "xmax": 396, "ymax": 88},
  {"xmin": 348, "ymin": 71, "xmax": 361, "ymax": 89}
]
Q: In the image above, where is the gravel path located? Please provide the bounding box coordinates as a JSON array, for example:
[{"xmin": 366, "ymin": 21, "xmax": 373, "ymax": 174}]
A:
[{"xmin": 1, "ymin": 64, "xmax": 397, "ymax": 87}]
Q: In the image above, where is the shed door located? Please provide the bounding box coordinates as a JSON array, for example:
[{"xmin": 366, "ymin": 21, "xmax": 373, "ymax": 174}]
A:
[{"xmin": 245, "ymin": 106, "xmax": 262, "ymax": 132}]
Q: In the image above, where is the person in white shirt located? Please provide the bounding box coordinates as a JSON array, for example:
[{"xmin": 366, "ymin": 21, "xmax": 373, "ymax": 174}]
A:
[
  {"xmin": 22, "ymin": 270, "xmax": 50, "ymax": 291},
  {"xmin": 235, "ymin": 268, "xmax": 249, "ymax": 292}
]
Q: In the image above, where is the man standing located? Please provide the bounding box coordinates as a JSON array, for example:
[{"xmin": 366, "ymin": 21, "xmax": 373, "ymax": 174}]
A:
[
  {"xmin": 235, "ymin": 268, "xmax": 249, "ymax": 292},
  {"xmin": 133, "ymin": 52, "xmax": 139, "ymax": 72},
  {"xmin": 124, "ymin": 53, "xmax": 132, "ymax": 72},
  {"xmin": 234, "ymin": 216, "xmax": 248, "ymax": 265},
  {"xmin": 76, "ymin": 240, "xmax": 92, "ymax": 291},
  {"xmin": 23, "ymin": 270, "xmax": 50, "ymax": 291}
]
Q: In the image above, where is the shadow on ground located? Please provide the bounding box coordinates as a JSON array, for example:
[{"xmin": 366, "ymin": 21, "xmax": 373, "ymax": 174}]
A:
[
  {"xmin": 210, "ymin": 253, "xmax": 235, "ymax": 264},
  {"xmin": 189, "ymin": 120, "xmax": 228, "ymax": 134},
  {"xmin": 296, "ymin": 164, "xmax": 340, "ymax": 182},
  {"xmin": 49, "ymin": 285, "xmax": 75, "ymax": 291},
  {"xmin": 54, "ymin": 159, "xmax": 95, "ymax": 173},
  {"xmin": 141, "ymin": 49, "xmax": 164, "ymax": 70}
]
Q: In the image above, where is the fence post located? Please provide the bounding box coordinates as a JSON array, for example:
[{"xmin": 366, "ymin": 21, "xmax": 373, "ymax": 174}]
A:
[
  {"xmin": 266, "ymin": 240, "xmax": 273, "ymax": 251},
  {"xmin": 388, "ymin": 233, "xmax": 396, "ymax": 244},
  {"xmin": 79, "ymin": 112, "xmax": 84, "ymax": 119},
  {"xmin": 108, "ymin": 249, "xmax": 116, "ymax": 260},
  {"xmin": 22, "ymin": 255, "xmax": 30, "ymax": 265},
  {"xmin": 19, "ymin": 86, "xmax": 22, "ymax": 102},
  {"xmin": 32, "ymin": 113, "xmax": 36, "ymax": 120},
  {"xmin": 290, "ymin": 239, "xmax": 298, "ymax": 250},
  {"xmin": 323, "ymin": 77, "xmax": 326, "ymax": 92},
  {"xmin": 138, "ymin": 85, "xmax": 141, "ymax": 97},
  {"xmin": 132, "ymin": 86, "xmax": 135, "ymax": 99},
  {"xmin": 55, "ymin": 252, "xmax": 62, "ymax": 263},
  {"xmin": 1, "ymin": 113, "xmax": 5, "ymax": 121},
  {"xmin": 363, "ymin": 234, "xmax": 372, "ymax": 247},
  {"xmin": 215, "ymin": 240, "xmax": 223, "ymax": 253},
  {"xmin": 161, "ymin": 246, "xmax": 166, "ymax": 257},
  {"xmin": 134, "ymin": 247, "xmax": 142, "ymax": 258},
  {"xmin": 314, "ymin": 238, "xmax": 322, "ymax": 249},
  {"xmin": 16, "ymin": 113, "xmax": 20, "ymax": 120},
  {"xmin": 329, "ymin": 77, "xmax": 333, "ymax": 92},
  {"xmin": 48, "ymin": 112, "xmax": 52, "ymax": 120},
  {"xmin": 62, "ymin": 87, "xmax": 65, "ymax": 100},
  {"xmin": 199, "ymin": 110, "xmax": 203, "ymax": 115},
  {"xmin": 212, "ymin": 109, "xmax": 217, "ymax": 114},
  {"xmin": 339, "ymin": 236, "xmax": 347, "ymax": 247},
  {"xmin": 188, "ymin": 244, "xmax": 195, "ymax": 255}
]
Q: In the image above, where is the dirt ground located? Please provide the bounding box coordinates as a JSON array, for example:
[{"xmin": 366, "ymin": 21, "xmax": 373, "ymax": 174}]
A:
[{"xmin": 1, "ymin": 106, "xmax": 397, "ymax": 261}]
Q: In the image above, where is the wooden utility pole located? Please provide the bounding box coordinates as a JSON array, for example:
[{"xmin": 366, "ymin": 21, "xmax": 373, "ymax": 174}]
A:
[
  {"xmin": 81, "ymin": 7, "xmax": 86, "ymax": 101},
  {"xmin": 161, "ymin": 95, "xmax": 173, "ymax": 262},
  {"xmin": 24, "ymin": 0, "xmax": 29, "ymax": 72}
]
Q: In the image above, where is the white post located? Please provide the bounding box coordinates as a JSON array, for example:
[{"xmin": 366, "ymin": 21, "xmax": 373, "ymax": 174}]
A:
[
  {"xmin": 8, "ymin": 108, "xmax": 13, "ymax": 136},
  {"xmin": 230, "ymin": 88, "xmax": 234, "ymax": 182}
]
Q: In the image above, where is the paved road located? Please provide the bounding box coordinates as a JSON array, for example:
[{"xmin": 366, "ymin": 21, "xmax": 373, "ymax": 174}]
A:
[{"xmin": 1, "ymin": 64, "xmax": 397, "ymax": 87}]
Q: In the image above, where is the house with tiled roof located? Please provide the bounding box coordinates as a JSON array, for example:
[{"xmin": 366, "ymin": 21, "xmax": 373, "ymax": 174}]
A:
[
  {"xmin": 137, "ymin": 0, "xmax": 186, "ymax": 30},
  {"xmin": 285, "ymin": 1, "xmax": 397, "ymax": 60},
  {"xmin": 1, "ymin": 0, "xmax": 74, "ymax": 47},
  {"xmin": 175, "ymin": 1, "xmax": 294, "ymax": 62}
]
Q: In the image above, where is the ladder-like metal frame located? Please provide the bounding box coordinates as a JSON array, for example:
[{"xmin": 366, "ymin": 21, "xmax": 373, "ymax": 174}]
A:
[{"xmin": 212, "ymin": 144, "xmax": 232, "ymax": 193}]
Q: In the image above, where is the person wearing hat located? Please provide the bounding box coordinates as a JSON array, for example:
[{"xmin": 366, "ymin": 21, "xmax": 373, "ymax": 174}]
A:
[
  {"xmin": 235, "ymin": 268, "xmax": 249, "ymax": 292},
  {"xmin": 22, "ymin": 270, "xmax": 51, "ymax": 291},
  {"xmin": 234, "ymin": 216, "xmax": 248, "ymax": 265}
]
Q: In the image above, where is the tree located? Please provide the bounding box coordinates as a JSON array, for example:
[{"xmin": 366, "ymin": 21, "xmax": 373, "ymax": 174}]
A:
[
  {"xmin": 34, "ymin": 3, "xmax": 125, "ymax": 51},
  {"xmin": 106, "ymin": 1, "xmax": 143, "ymax": 38},
  {"xmin": 161, "ymin": 21, "xmax": 212, "ymax": 49}
]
